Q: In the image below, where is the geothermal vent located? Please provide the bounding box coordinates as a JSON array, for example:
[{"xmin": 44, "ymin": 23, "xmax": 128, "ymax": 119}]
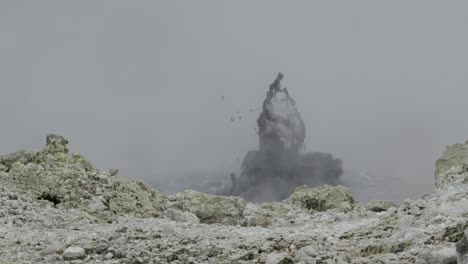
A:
[{"xmin": 226, "ymin": 73, "xmax": 343, "ymax": 202}]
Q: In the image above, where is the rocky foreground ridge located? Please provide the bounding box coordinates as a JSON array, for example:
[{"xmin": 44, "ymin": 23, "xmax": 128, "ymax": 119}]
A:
[{"xmin": 1, "ymin": 135, "xmax": 468, "ymax": 263}]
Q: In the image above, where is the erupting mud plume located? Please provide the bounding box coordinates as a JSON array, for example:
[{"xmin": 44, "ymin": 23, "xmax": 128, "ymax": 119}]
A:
[{"xmin": 227, "ymin": 73, "xmax": 343, "ymax": 202}]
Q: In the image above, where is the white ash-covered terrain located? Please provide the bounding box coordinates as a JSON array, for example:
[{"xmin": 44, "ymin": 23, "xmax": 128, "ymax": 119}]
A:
[{"xmin": 1, "ymin": 134, "xmax": 468, "ymax": 263}]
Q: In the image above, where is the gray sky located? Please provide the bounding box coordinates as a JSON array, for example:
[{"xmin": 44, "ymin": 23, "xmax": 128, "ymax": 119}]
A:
[{"xmin": 1, "ymin": 1, "xmax": 468, "ymax": 201}]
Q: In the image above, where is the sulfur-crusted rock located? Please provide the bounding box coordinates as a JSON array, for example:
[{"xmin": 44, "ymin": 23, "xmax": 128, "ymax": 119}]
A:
[
  {"xmin": 0, "ymin": 150, "xmax": 37, "ymax": 169},
  {"xmin": 166, "ymin": 190, "xmax": 246, "ymax": 224},
  {"xmin": 108, "ymin": 179, "xmax": 164, "ymax": 218},
  {"xmin": 287, "ymin": 185, "xmax": 355, "ymax": 212},
  {"xmin": 243, "ymin": 202, "xmax": 297, "ymax": 227},
  {"xmin": 435, "ymin": 141, "xmax": 468, "ymax": 189},
  {"xmin": 44, "ymin": 134, "xmax": 69, "ymax": 153},
  {"xmin": 0, "ymin": 134, "xmax": 165, "ymax": 221}
]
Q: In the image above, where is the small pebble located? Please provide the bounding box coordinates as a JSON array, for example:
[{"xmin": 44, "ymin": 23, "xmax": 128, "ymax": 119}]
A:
[{"xmin": 105, "ymin": 252, "xmax": 114, "ymax": 259}]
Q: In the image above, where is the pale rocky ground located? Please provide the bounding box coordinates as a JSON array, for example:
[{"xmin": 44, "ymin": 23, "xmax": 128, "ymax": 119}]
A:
[{"xmin": 1, "ymin": 135, "xmax": 468, "ymax": 263}]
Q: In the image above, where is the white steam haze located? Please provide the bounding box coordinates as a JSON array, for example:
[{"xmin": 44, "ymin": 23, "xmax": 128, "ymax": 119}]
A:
[{"xmin": 1, "ymin": 1, "xmax": 468, "ymax": 202}]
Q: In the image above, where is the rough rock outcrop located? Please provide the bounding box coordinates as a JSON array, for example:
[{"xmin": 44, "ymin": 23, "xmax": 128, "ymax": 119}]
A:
[
  {"xmin": 107, "ymin": 179, "xmax": 164, "ymax": 219},
  {"xmin": 435, "ymin": 141, "xmax": 468, "ymax": 189},
  {"xmin": 0, "ymin": 134, "xmax": 165, "ymax": 221},
  {"xmin": 164, "ymin": 190, "xmax": 246, "ymax": 224},
  {"xmin": 287, "ymin": 185, "xmax": 355, "ymax": 212}
]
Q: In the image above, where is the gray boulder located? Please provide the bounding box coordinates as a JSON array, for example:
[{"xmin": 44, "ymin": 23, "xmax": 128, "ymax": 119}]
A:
[{"xmin": 63, "ymin": 246, "xmax": 86, "ymax": 260}]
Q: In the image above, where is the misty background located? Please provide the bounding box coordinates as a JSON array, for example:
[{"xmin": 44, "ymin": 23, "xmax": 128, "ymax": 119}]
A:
[{"xmin": 1, "ymin": 1, "xmax": 468, "ymax": 202}]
